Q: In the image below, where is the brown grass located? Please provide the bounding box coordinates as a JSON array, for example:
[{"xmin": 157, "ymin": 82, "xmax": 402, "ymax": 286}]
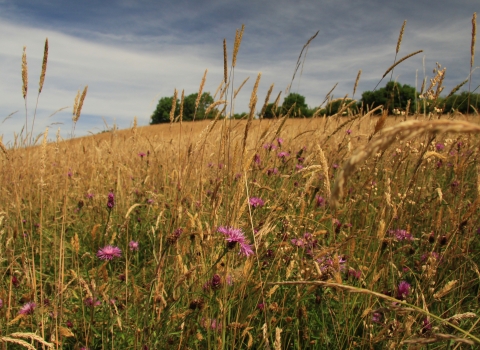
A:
[
  {"xmin": 39, "ymin": 38, "xmax": 48, "ymax": 93},
  {"xmin": 21, "ymin": 46, "xmax": 28, "ymax": 99},
  {"xmin": 382, "ymin": 50, "xmax": 423, "ymax": 79}
]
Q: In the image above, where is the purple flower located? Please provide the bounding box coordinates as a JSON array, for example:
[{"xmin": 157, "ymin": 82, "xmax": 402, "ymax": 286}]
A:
[
  {"xmin": 97, "ymin": 245, "xmax": 122, "ymax": 260},
  {"xmin": 253, "ymin": 153, "xmax": 261, "ymax": 165},
  {"xmin": 372, "ymin": 311, "xmax": 383, "ymax": 324},
  {"xmin": 129, "ymin": 241, "xmax": 139, "ymax": 251},
  {"xmin": 389, "ymin": 229, "xmax": 413, "ymax": 241},
  {"xmin": 277, "ymin": 151, "xmax": 290, "ymax": 159},
  {"xmin": 218, "ymin": 226, "xmax": 254, "ymax": 257},
  {"xmin": 435, "ymin": 143, "xmax": 445, "ymax": 151},
  {"xmin": 291, "ymin": 238, "xmax": 305, "ymax": 247},
  {"xmin": 332, "ymin": 163, "xmax": 339, "ymax": 169},
  {"xmin": 267, "ymin": 168, "xmax": 278, "ymax": 176},
  {"xmin": 138, "ymin": 152, "xmax": 146, "ymax": 158},
  {"xmin": 277, "ymin": 138, "xmax": 284, "ymax": 146},
  {"xmin": 315, "ymin": 195, "xmax": 325, "ymax": 208},
  {"xmin": 346, "ymin": 129, "xmax": 352, "ymax": 135},
  {"xmin": 84, "ymin": 297, "xmax": 101, "ymax": 307},
  {"xmin": 18, "ymin": 302, "xmax": 36, "ymax": 315},
  {"xmin": 66, "ymin": 320, "xmax": 73, "ymax": 328},
  {"xmin": 348, "ymin": 269, "xmax": 362, "ymax": 280},
  {"xmin": 263, "ymin": 143, "xmax": 277, "ymax": 151},
  {"xmin": 12, "ymin": 276, "xmax": 19, "ymax": 288},
  {"xmin": 397, "ymin": 281, "xmax": 411, "ymax": 299},
  {"xmin": 421, "ymin": 318, "xmax": 432, "ymax": 333},
  {"xmin": 107, "ymin": 192, "xmax": 115, "ymax": 209},
  {"xmin": 296, "ymin": 164, "xmax": 304, "ymax": 170},
  {"xmin": 249, "ymin": 197, "xmax": 265, "ymax": 208},
  {"xmin": 86, "ymin": 193, "xmax": 94, "ymax": 199},
  {"xmin": 257, "ymin": 303, "xmax": 265, "ymax": 310}
]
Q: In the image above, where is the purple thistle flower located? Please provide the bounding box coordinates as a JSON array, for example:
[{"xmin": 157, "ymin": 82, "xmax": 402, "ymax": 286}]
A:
[
  {"xmin": 389, "ymin": 229, "xmax": 413, "ymax": 241},
  {"xmin": 263, "ymin": 143, "xmax": 277, "ymax": 151},
  {"xmin": 138, "ymin": 152, "xmax": 146, "ymax": 158},
  {"xmin": 421, "ymin": 318, "xmax": 432, "ymax": 333},
  {"xmin": 346, "ymin": 129, "xmax": 352, "ymax": 135},
  {"xmin": 18, "ymin": 302, "xmax": 36, "ymax": 315},
  {"xmin": 315, "ymin": 195, "xmax": 325, "ymax": 207},
  {"xmin": 277, "ymin": 137, "xmax": 284, "ymax": 146},
  {"xmin": 332, "ymin": 163, "xmax": 339, "ymax": 169},
  {"xmin": 435, "ymin": 143, "xmax": 445, "ymax": 151},
  {"xmin": 84, "ymin": 297, "xmax": 101, "ymax": 307},
  {"xmin": 97, "ymin": 245, "xmax": 122, "ymax": 260},
  {"xmin": 129, "ymin": 241, "xmax": 139, "ymax": 251},
  {"xmin": 107, "ymin": 192, "xmax": 115, "ymax": 209},
  {"xmin": 249, "ymin": 197, "xmax": 265, "ymax": 208},
  {"xmin": 266, "ymin": 168, "xmax": 278, "ymax": 176},
  {"xmin": 254, "ymin": 153, "xmax": 261, "ymax": 165},
  {"xmin": 277, "ymin": 151, "xmax": 290, "ymax": 159},
  {"xmin": 397, "ymin": 281, "xmax": 411, "ymax": 299},
  {"xmin": 218, "ymin": 226, "xmax": 254, "ymax": 257}
]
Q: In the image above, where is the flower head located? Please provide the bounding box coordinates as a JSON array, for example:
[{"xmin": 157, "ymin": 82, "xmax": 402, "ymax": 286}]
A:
[
  {"xmin": 129, "ymin": 241, "xmax": 139, "ymax": 251},
  {"xmin": 218, "ymin": 226, "xmax": 254, "ymax": 256},
  {"xmin": 397, "ymin": 280, "xmax": 411, "ymax": 299},
  {"xmin": 18, "ymin": 302, "xmax": 36, "ymax": 315},
  {"xmin": 389, "ymin": 229, "xmax": 413, "ymax": 241},
  {"xmin": 84, "ymin": 297, "xmax": 101, "ymax": 307},
  {"xmin": 249, "ymin": 197, "xmax": 264, "ymax": 208},
  {"xmin": 97, "ymin": 245, "xmax": 122, "ymax": 260},
  {"xmin": 107, "ymin": 192, "xmax": 115, "ymax": 209},
  {"xmin": 435, "ymin": 143, "xmax": 445, "ymax": 151},
  {"xmin": 138, "ymin": 152, "xmax": 146, "ymax": 158}
]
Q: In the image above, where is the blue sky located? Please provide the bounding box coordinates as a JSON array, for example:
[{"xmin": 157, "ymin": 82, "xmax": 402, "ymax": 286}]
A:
[{"xmin": 0, "ymin": 0, "xmax": 478, "ymax": 144}]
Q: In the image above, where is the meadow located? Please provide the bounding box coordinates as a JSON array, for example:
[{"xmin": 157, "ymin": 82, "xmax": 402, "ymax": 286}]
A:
[{"xmin": 1, "ymin": 18, "xmax": 480, "ymax": 349}]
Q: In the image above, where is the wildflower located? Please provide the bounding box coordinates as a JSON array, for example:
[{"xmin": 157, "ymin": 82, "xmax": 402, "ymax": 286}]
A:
[
  {"xmin": 86, "ymin": 193, "xmax": 94, "ymax": 199},
  {"xmin": 277, "ymin": 137, "xmax": 284, "ymax": 146},
  {"xmin": 18, "ymin": 302, "xmax": 36, "ymax": 315},
  {"xmin": 389, "ymin": 229, "xmax": 413, "ymax": 241},
  {"xmin": 129, "ymin": 241, "xmax": 139, "ymax": 251},
  {"xmin": 218, "ymin": 226, "xmax": 254, "ymax": 256},
  {"xmin": 167, "ymin": 228, "xmax": 182, "ymax": 245},
  {"xmin": 257, "ymin": 303, "xmax": 265, "ymax": 310},
  {"xmin": 146, "ymin": 198, "xmax": 154, "ymax": 204},
  {"xmin": 0, "ymin": 299, "xmax": 3, "ymax": 308},
  {"xmin": 249, "ymin": 197, "xmax": 265, "ymax": 208},
  {"xmin": 372, "ymin": 311, "xmax": 383, "ymax": 324},
  {"xmin": 96, "ymin": 245, "xmax": 122, "ymax": 260},
  {"xmin": 435, "ymin": 143, "xmax": 445, "ymax": 151},
  {"xmin": 277, "ymin": 151, "xmax": 290, "ymax": 159},
  {"xmin": 332, "ymin": 163, "xmax": 339, "ymax": 169},
  {"xmin": 346, "ymin": 129, "xmax": 352, "ymax": 135},
  {"xmin": 138, "ymin": 152, "xmax": 146, "ymax": 158},
  {"xmin": 263, "ymin": 143, "xmax": 277, "ymax": 151},
  {"xmin": 397, "ymin": 281, "xmax": 411, "ymax": 299},
  {"xmin": 12, "ymin": 276, "xmax": 19, "ymax": 288},
  {"xmin": 348, "ymin": 269, "xmax": 361, "ymax": 280},
  {"xmin": 295, "ymin": 164, "xmax": 304, "ymax": 170},
  {"xmin": 315, "ymin": 195, "xmax": 325, "ymax": 208},
  {"xmin": 266, "ymin": 168, "xmax": 278, "ymax": 176},
  {"xmin": 421, "ymin": 318, "xmax": 432, "ymax": 334},
  {"xmin": 253, "ymin": 153, "xmax": 261, "ymax": 165},
  {"xmin": 66, "ymin": 320, "xmax": 73, "ymax": 328},
  {"xmin": 290, "ymin": 238, "xmax": 305, "ymax": 247},
  {"xmin": 107, "ymin": 192, "xmax": 115, "ymax": 209},
  {"xmin": 84, "ymin": 297, "xmax": 101, "ymax": 307}
]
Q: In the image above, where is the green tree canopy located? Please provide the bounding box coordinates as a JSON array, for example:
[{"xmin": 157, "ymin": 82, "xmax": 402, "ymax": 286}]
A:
[
  {"xmin": 151, "ymin": 96, "xmax": 179, "ymax": 124},
  {"xmin": 150, "ymin": 92, "xmax": 216, "ymax": 124},
  {"xmin": 282, "ymin": 93, "xmax": 312, "ymax": 117},
  {"xmin": 361, "ymin": 81, "xmax": 417, "ymax": 114}
]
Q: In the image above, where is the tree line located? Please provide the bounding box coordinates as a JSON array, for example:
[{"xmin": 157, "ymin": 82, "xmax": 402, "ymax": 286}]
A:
[{"xmin": 150, "ymin": 83, "xmax": 480, "ymax": 124}]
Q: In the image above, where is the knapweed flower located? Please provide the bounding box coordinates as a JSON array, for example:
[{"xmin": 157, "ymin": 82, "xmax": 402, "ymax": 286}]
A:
[
  {"xmin": 218, "ymin": 226, "xmax": 254, "ymax": 256},
  {"xmin": 138, "ymin": 152, "xmax": 146, "ymax": 158},
  {"xmin": 397, "ymin": 280, "xmax": 411, "ymax": 299},
  {"xmin": 97, "ymin": 245, "xmax": 122, "ymax": 260},
  {"xmin": 12, "ymin": 276, "xmax": 19, "ymax": 288},
  {"xmin": 277, "ymin": 151, "xmax": 290, "ymax": 159},
  {"xmin": 18, "ymin": 302, "xmax": 36, "ymax": 315},
  {"xmin": 389, "ymin": 229, "xmax": 413, "ymax": 241},
  {"xmin": 86, "ymin": 193, "xmax": 94, "ymax": 199},
  {"xmin": 107, "ymin": 192, "xmax": 115, "ymax": 209},
  {"xmin": 266, "ymin": 168, "xmax": 278, "ymax": 176},
  {"xmin": 435, "ymin": 143, "xmax": 445, "ymax": 151},
  {"xmin": 346, "ymin": 129, "xmax": 352, "ymax": 135},
  {"xmin": 84, "ymin": 297, "xmax": 101, "ymax": 307},
  {"xmin": 129, "ymin": 241, "xmax": 139, "ymax": 251},
  {"xmin": 315, "ymin": 195, "xmax": 325, "ymax": 207},
  {"xmin": 249, "ymin": 197, "xmax": 265, "ymax": 208},
  {"xmin": 263, "ymin": 143, "xmax": 277, "ymax": 151},
  {"xmin": 277, "ymin": 137, "xmax": 284, "ymax": 146}
]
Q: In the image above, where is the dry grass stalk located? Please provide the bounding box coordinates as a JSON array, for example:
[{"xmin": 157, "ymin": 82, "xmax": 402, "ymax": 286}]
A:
[
  {"xmin": 317, "ymin": 145, "xmax": 331, "ymax": 199},
  {"xmin": 234, "ymin": 76, "xmax": 250, "ymax": 99},
  {"xmin": 396, "ymin": 20, "xmax": 406, "ymax": 54},
  {"xmin": 232, "ymin": 24, "xmax": 245, "ymax": 68},
  {"xmin": 382, "ymin": 50, "xmax": 423, "ymax": 79},
  {"xmin": 259, "ymin": 84, "xmax": 274, "ymax": 119},
  {"xmin": 22, "ymin": 46, "xmax": 28, "ymax": 99},
  {"xmin": 332, "ymin": 120, "xmax": 480, "ymax": 207},
  {"xmin": 39, "ymin": 38, "xmax": 48, "ymax": 93},
  {"xmin": 433, "ymin": 280, "xmax": 458, "ymax": 300},
  {"xmin": 472, "ymin": 12, "xmax": 477, "ymax": 69},
  {"xmin": 223, "ymin": 39, "xmax": 228, "ymax": 84},
  {"xmin": 402, "ymin": 334, "xmax": 474, "ymax": 346},
  {"xmin": 72, "ymin": 90, "xmax": 80, "ymax": 120},
  {"xmin": 274, "ymin": 327, "xmax": 283, "ymax": 350},
  {"xmin": 194, "ymin": 70, "xmax": 207, "ymax": 119},
  {"xmin": 1, "ymin": 336, "xmax": 36, "ymax": 350},
  {"xmin": 7, "ymin": 333, "xmax": 53, "ymax": 348},
  {"xmin": 0, "ymin": 140, "xmax": 9, "ymax": 160},
  {"xmin": 179, "ymin": 89, "xmax": 185, "ymax": 123},
  {"xmin": 73, "ymin": 86, "xmax": 88, "ymax": 123},
  {"xmin": 353, "ymin": 70, "xmax": 362, "ymax": 98},
  {"xmin": 203, "ymin": 100, "xmax": 227, "ymax": 118},
  {"xmin": 170, "ymin": 88, "xmax": 177, "ymax": 124}
]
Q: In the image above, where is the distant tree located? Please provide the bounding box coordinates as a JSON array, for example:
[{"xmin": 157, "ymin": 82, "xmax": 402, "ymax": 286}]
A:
[
  {"xmin": 441, "ymin": 91, "xmax": 480, "ymax": 114},
  {"xmin": 321, "ymin": 98, "xmax": 359, "ymax": 116},
  {"xmin": 183, "ymin": 92, "xmax": 215, "ymax": 121},
  {"xmin": 361, "ymin": 82, "xmax": 417, "ymax": 114},
  {"xmin": 282, "ymin": 93, "xmax": 312, "ymax": 117},
  {"xmin": 262, "ymin": 103, "xmax": 282, "ymax": 119},
  {"xmin": 151, "ymin": 96, "xmax": 179, "ymax": 124}
]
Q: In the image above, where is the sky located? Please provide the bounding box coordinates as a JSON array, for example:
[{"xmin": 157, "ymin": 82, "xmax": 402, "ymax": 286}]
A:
[{"xmin": 0, "ymin": 0, "xmax": 478, "ymax": 145}]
